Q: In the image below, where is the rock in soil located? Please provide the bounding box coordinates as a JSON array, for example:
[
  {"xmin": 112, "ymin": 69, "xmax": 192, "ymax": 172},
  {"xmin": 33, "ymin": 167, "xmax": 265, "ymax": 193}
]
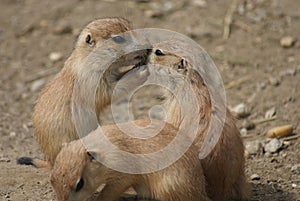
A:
[
  {"xmin": 245, "ymin": 140, "xmax": 263, "ymax": 155},
  {"xmin": 49, "ymin": 52, "xmax": 63, "ymax": 62},
  {"xmin": 280, "ymin": 36, "xmax": 295, "ymax": 48},
  {"xmin": 291, "ymin": 164, "xmax": 300, "ymax": 175},
  {"xmin": 264, "ymin": 138, "xmax": 283, "ymax": 153},
  {"xmin": 250, "ymin": 174, "xmax": 261, "ymax": 180},
  {"xmin": 231, "ymin": 103, "xmax": 250, "ymax": 118}
]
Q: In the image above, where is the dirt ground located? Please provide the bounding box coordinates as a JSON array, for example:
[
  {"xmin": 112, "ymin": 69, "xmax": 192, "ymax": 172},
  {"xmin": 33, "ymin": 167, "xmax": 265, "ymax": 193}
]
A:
[{"xmin": 0, "ymin": 0, "xmax": 299, "ymax": 200}]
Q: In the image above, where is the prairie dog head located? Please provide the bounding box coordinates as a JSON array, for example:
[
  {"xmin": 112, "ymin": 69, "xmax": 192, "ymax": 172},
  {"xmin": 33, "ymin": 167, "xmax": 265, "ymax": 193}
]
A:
[
  {"xmin": 71, "ymin": 17, "xmax": 151, "ymax": 95},
  {"xmin": 75, "ymin": 17, "xmax": 132, "ymax": 57},
  {"xmin": 51, "ymin": 141, "xmax": 106, "ymax": 201},
  {"xmin": 148, "ymin": 42, "xmax": 209, "ymax": 89},
  {"xmin": 149, "ymin": 48, "xmax": 188, "ymax": 75},
  {"xmin": 71, "ymin": 17, "xmax": 150, "ymax": 78}
]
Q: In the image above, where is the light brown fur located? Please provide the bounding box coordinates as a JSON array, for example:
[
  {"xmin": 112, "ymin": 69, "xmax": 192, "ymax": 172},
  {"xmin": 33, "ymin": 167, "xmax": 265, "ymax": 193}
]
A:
[
  {"xmin": 51, "ymin": 119, "xmax": 212, "ymax": 201},
  {"xmin": 148, "ymin": 45, "xmax": 250, "ymax": 201},
  {"xmin": 29, "ymin": 17, "xmax": 149, "ymax": 167}
]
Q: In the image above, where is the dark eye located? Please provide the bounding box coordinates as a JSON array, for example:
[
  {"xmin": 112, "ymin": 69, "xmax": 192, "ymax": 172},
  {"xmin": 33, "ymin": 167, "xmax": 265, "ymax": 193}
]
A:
[
  {"xmin": 155, "ymin": 49, "xmax": 165, "ymax": 56},
  {"xmin": 112, "ymin": 35, "xmax": 125, "ymax": 43},
  {"xmin": 75, "ymin": 177, "xmax": 84, "ymax": 192}
]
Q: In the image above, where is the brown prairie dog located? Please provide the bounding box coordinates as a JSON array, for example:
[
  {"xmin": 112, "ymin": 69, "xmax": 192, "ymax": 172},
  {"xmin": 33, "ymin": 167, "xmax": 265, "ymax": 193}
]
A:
[
  {"xmin": 148, "ymin": 44, "xmax": 250, "ymax": 201},
  {"xmin": 51, "ymin": 119, "xmax": 211, "ymax": 201},
  {"xmin": 19, "ymin": 17, "xmax": 150, "ymax": 168}
]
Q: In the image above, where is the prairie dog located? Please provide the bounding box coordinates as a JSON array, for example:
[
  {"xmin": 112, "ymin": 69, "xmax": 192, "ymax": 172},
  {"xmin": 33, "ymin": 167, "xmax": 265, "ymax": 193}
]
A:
[
  {"xmin": 148, "ymin": 44, "xmax": 250, "ymax": 201},
  {"xmin": 18, "ymin": 17, "xmax": 150, "ymax": 168},
  {"xmin": 51, "ymin": 119, "xmax": 211, "ymax": 201}
]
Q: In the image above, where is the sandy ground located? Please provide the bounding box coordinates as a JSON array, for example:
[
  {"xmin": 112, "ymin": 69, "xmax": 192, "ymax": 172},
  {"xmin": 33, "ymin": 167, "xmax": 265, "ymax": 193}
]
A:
[{"xmin": 0, "ymin": 0, "xmax": 299, "ymax": 200}]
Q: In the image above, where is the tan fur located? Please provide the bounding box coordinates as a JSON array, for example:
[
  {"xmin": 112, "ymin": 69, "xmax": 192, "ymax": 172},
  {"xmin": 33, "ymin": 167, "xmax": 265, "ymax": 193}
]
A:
[
  {"xmin": 148, "ymin": 46, "xmax": 250, "ymax": 201},
  {"xmin": 51, "ymin": 119, "xmax": 212, "ymax": 201},
  {"xmin": 32, "ymin": 17, "xmax": 149, "ymax": 167}
]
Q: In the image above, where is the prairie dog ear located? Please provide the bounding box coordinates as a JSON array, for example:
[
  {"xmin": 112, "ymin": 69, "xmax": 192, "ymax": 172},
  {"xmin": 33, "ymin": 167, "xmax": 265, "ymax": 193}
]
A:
[
  {"xmin": 177, "ymin": 58, "xmax": 188, "ymax": 72},
  {"xmin": 85, "ymin": 33, "xmax": 95, "ymax": 48}
]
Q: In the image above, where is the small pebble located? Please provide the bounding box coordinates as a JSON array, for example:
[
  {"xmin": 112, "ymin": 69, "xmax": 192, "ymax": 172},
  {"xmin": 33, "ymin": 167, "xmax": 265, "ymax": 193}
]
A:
[
  {"xmin": 0, "ymin": 156, "xmax": 10, "ymax": 162},
  {"xmin": 264, "ymin": 152, "xmax": 272, "ymax": 157},
  {"xmin": 135, "ymin": 0, "xmax": 151, "ymax": 2},
  {"xmin": 287, "ymin": 56, "xmax": 295, "ymax": 63},
  {"xmin": 264, "ymin": 138, "xmax": 283, "ymax": 153},
  {"xmin": 291, "ymin": 164, "xmax": 300, "ymax": 174},
  {"xmin": 192, "ymin": 0, "xmax": 207, "ymax": 8},
  {"xmin": 250, "ymin": 174, "xmax": 260, "ymax": 180},
  {"xmin": 244, "ymin": 150, "xmax": 250, "ymax": 159},
  {"xmin": 265, "ymin": 107, "xmax": 276, "ymax": 118},
  {"xmin": 281, "ymin": 152, "xmax": 287, "ymax": 158},
  {"xmin": 292, "ymin": 183, "xmax": 297, "ymax": 188},
  {"xmin": 257, "ymin": 82, "xmax": 266, "ymax": 90},
  {"xmin": 242, "ymin": 120, "xmax": 255, "ymax": 130},
  {"xmin": 269, "ymin": 77, "xmax": 281, "ymax": 86},
  {"xmin": 231, "ymin": 103, "xmax": 250, "ymax": 118},
  {"xmin": 245, "ymin": 140, "xmax": 263, "ymax": 155},
  {"xmin": 30, "ymin": 79, "xmax": 45, "ymax": 92},
  {"xmin": 237, "ymin": 4, "xmax": 245, "ymax": 15},
  {"xmin": 9, "ymin": 132, "xmax": 16, "ymax": 137},
  {"xmin": 283, "ymin": 141, "xmax": 291, "ymax": 146},
  {"xmin": 145, "ymin": 10, "xmax": 164, "ymax": 18},
  {"xmin": 240, "ymin": 128, "xmax": 247, "ymax": 136},
  {"xmin": 49, "ymin": 52, "xmax": 63, "ymax": 62},
  {"xmin": 280, "ymin": 36, "xmax": 295, "ymax": 48},
  {"xmin": 162, "ymin": 2, "xmax": 175, "ymax": 11},
  {"xmin": 279, "ymin": 68, "xmax": 297, "ymax": 77}
]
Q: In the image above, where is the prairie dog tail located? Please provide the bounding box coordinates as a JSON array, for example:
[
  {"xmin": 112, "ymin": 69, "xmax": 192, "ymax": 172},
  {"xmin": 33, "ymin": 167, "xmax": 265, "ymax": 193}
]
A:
[{"xmin": 17, "ymin": 157, "xmax": 51, "ymax": 170}]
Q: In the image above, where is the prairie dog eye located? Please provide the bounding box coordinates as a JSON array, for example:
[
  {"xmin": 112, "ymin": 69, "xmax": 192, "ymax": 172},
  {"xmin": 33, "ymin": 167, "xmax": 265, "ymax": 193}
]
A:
[
  {"xmin": 154, "ymin": 49, "xmax": 165, "ymax": 56},
  {"xmin": 75, "ymin": 177, "xmax": 84, "ymax": 192},
  {"xmin": 111, "ymin": 35, "xmax": 126, "ymax": 43},
  {"xmin": 85, "ymin": 34, "xmax": 95, "ymax": 48}
]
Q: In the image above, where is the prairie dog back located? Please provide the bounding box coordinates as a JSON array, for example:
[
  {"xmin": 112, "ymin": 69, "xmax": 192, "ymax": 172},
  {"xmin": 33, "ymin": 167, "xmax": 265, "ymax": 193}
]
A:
[
  {"xmin": 21, "ymin": 17, "xmax": 149, "ymax": 167},
  {"xmin": 51, "ymin": 119, "xmax": 211, "ymax": 201},
  {"xmin": 148, "ymin": 44, "xmax": 250, "ymax": 201}
]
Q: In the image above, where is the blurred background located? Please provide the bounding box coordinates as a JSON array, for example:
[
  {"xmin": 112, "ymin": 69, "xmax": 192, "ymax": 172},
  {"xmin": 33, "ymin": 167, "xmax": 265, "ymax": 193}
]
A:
[{"xmin": 0, "ymin": 0, "xmax": 299, "ymax": 200}]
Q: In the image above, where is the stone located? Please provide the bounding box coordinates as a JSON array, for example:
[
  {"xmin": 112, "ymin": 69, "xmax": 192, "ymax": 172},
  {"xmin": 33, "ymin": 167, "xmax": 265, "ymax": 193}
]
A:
[
  {"xmin": 291, "ymin": 164, "xmax": 300, "ymax": 174},
  {"xmin": 242, "ymin": 120, "xmax": 255, "ymax": 130},
  {"xmin": 0, "ymin": 156, "xmax": 10, "ymax": 162},
  {"xmin": 280, "ymin": 36, "xmax": 295, "ymax": 48},
  {"xmin": 192, "ymin": 0, "xmax": 207, "ymax": 8},
  {"xmin": 9, "ymin": 132, "xmax": 16, "ymax": 137},
  {"xmin": 250, "ymin": 174, "xmax": 260, "ymax": 180},
  {"xmin": 265, "ymin": 107, "xmax": 276, "ymax": 118},
  {"xmin": 49, "ymin": 52, "xmax": 63, "ymax": 62},
  {"xmin": 279, "ymin": 68, "xmax": 297, "ymax": 77},
  {"xmin": 269, "ymin": 77, "xmax": 281, "ymax": 86},
  {"xmin": 30, "ymin": 79, "xmax": 45, "ymax": 92},
  {"xmin": 245, "ymin": 140, "xmax": 263, "ymax": 155},
  {"xmin": 240, "ymin": 128, "xmax": 247, "ymax": 136},
  {"xmin": 231, "ymin": 103, "xmax": 250, "ymax": 118},
  {"xmin": 264, "ymin": 138, "xmax": 283, "ymax": 153}
]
